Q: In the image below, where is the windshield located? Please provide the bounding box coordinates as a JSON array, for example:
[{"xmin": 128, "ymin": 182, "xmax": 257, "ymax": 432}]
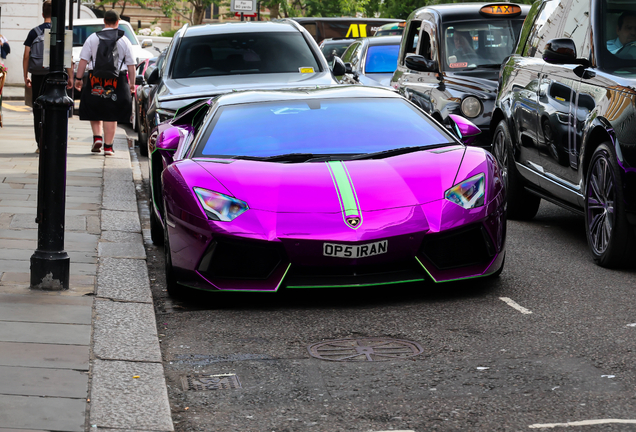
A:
[
  {"xmin": 172, "ymin": 32, "xmax": 320, "ymax": 79},
  {"xmin": 71, "ymin": 24, "xmax": 138, "ymax": 47},
  {"xmin": 442, "ymin": 20, "xmax": 522, "ymax": 70},
  {"xmin": 195, "ymin": 98, "xmax": 454, "ymax": 159},
  {"xmin": 599, "ymin": 0, "xmax": 636, "ymax": 75},
  {"xmin": 321, "ymin": 41, "xmax": 354, "ymax": 66},
  {"xmin": 365, "ymin": 44, "xmax": 399, "ymax": 73}
]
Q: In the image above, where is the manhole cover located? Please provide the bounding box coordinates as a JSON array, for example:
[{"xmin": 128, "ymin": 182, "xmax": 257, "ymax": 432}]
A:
[
  {"xmin": 308, "ymin": 337, "xmax": 423, "ymax": 362},
  {"xmin": 181, "ymin": 373, "xmax": 242, "ymax": 391}
]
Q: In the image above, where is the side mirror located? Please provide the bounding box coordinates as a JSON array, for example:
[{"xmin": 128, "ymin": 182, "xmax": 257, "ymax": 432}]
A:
[
  {"xmin": 156, "ymin": 126, "xmax": 181, "ymax": 151},
  {"xmin": 405, "ymin": 55, "xmax": 438, "ymax": 72},
  {"xmin": 135, "ymin": 74, "xmax": 145, "ymax": 86},
  {"xmin": 344, "ymin": 62, "xmax": 353, "ymax": 74},
  {"xmin": 448, "ymin": 114, "xmax": 481, "ymax": 145},
  {"xmin": 141, "ymin": 39, "xmax": 153, "ymax": 49},
  {"xmin": 542, "ymin": 38, "xmax": 589, "ymax": 66},
  {"xmin": 146, "ymin": 66, "xmax": 160, "ymax": 85},
  {"xmin": 331, "ymin": 56, "xmax": 346, "ymax": 76}
]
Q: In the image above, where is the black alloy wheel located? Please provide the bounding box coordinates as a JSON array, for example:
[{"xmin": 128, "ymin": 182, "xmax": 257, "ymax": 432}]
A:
[
  {"xmin": 584, "ymin": 143, "xmax": 635, "ymax": 267},
  {"xmin": 492, "ymin": 120, "xmax": 541, "ymax": 220}
]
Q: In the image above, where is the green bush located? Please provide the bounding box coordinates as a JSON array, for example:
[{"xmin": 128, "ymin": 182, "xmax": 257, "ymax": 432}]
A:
[{"xmin": 161, "ymin": 29, "xmax": 178, "ymax": 38}]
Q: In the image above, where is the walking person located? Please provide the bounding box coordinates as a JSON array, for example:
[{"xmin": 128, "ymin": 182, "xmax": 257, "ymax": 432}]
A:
[
  {"xmin": 23, "ymin": 1, "xmax": 69, "ymax": 153},
  {"xmin": 74, "ymin": 9, "xmax": 135, "ymax": 155}
]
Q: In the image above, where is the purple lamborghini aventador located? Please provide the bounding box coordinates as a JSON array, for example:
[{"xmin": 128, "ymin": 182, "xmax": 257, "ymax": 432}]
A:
[{"xmin": 148, "ymin": 86, "xmax": 506, "ymax": 296}]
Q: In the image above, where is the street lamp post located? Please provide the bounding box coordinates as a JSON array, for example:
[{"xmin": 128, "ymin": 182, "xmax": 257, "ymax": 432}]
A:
[{"xmin": 30, "ymin": 0, "xmax": 73, "ymax": 291}]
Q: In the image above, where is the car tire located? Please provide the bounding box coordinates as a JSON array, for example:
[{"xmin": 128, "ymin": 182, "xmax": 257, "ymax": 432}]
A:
[
  {"xmin": 492, "ymin": 120, "xmax": 541, "ymax": 220},
  {"xmin": 138, "ymin": 119, "xmax": 149, "ymax": 157},
  {"xmin": 164, "ymin": 223, "xmax": 183, "ymax": 299},
  {"xmin": 149, "ymin": 197, "xmax": 164, "ymax": 246},
  {"xmin": 584, "ymin": 143, "xmax": 635, "ymax": 267}
]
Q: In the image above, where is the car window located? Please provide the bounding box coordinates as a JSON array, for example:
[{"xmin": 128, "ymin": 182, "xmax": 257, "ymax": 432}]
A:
[
  {"xmin": 599, "ymin": 0, "xmax": 636, "ymax": 73},
  {"xmin": 364, "ymin": 45, "xmax": 399, "ymax": 73},
  {"xmin": 341, "ymin": 42, "xmax": 361, "ymax": 63},
  {"xmin": 442, "ymin": 20, "xmax": 522, "ymax": 70},
  {"xmin": 171, "ymin": 32, "xmax": 321, "ymax": 79},
  {"xmin": 321, "ymin": 41, "xmax": 354, "ymax": 66},
  {"xmin": 195, "ymin": 98, "xmax": 454, "ymax": 158},
  {"xmin": 71, "ymin": 23, "xmax": 139, "ymax": 47},
  {"xmin": 563, "ymin": 0, "xmax": 591, "ymax": 58},
  {"xmin": 523, "ymin": 0, "xmax": 560, "ymax": 58},
  {"xmin": 401, "ymin": 20, "xmax": 422, "ymax": 63}
]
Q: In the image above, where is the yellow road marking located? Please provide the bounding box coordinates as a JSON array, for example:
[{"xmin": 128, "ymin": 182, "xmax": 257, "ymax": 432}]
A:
[{"xmin": 2, "ymin": 103, "xmax": 31, "ymax": 112}]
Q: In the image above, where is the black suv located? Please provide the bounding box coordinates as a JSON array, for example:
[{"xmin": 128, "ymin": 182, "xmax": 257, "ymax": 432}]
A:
[{"xmin": 492, "ymin": 0, "xmax": 636, "ymax": 267}]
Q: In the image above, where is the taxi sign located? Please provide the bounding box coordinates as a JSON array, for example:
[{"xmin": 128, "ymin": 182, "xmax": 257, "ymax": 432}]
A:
[{"xmin": 480, "ymin": 4, "xmax": 522, "ymax": 18}]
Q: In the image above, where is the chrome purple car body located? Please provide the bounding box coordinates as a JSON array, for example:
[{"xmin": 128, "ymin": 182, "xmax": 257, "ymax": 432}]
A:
[{"xmin": 150, "ymin": 87, "xmax": 506, "ymax": 294}]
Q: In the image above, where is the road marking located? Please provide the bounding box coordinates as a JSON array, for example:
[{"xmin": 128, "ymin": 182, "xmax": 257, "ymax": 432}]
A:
[
  {"xmin": 499, "ymin": 297, "xmax": 532, "ymax": 314},
  {"xmin": 2, "ymin": 102, "xmax": 31, "ymax": 112},
  {"xmin": 529, "ymin": 419, "xmax": 636, "ymax": 428}
]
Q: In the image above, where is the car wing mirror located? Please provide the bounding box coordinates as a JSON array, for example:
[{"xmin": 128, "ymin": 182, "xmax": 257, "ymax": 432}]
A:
[
  {"xmin": 448, "ymin": 114, "xmax": 481, "ymax": 145},
  {"xmin": 156, "ymin": 126, "xmax": 182, "ymax": 151},
  {"xmin": 344, "ymin": 62, "xmax": 353, "ymax": 74},
  {"xmin": 135, "ymin": 74, "xmax": 145, "ymax": 86},
  {"xmin": 141, "ymin": 39, "xmax": 153, "ymax": 49},
  {"xmin": 331, "ymin": 56, "xmax": 346, "ymax": 76},
  {"xmin": 405, "ymin": 54, "xmax": 438, "ymax": 72},
  {"xmin": 543, "ymin": 38, "xmax": 589, "ymax": 66}
]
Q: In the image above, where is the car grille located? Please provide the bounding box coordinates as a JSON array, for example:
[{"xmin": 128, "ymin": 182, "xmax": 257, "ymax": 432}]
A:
[
  {"xmin": 285, "ymin": 261, "xmax": 426, "ymax": 288},
  {"xmin": 420, "ymin": 224, "xmax": 495, "ymax": 270},
  {"xmin": 198, "ymin": 238, "xmax": 284, "ymax": 280}
]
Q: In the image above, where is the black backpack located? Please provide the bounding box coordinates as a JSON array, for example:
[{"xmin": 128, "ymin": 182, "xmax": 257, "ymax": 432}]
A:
[
  {"xmin": 28, "ymin": 26, "xmax": 48, "ymax": 75},
  {"xmin": 93, "ymin": 29, "xmax": 125, "ymax": 78}
]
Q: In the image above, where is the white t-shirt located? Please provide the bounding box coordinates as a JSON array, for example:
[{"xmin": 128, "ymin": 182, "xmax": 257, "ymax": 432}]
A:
[{"xmin": 79, "ymin": 28, "xmax": 136, "ymax": 71}]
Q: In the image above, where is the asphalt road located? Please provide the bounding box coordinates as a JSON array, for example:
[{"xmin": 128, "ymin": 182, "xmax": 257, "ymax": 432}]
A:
[{"xmin": 131, "ymin": 146, "xmax": 636, "ymax": 432}]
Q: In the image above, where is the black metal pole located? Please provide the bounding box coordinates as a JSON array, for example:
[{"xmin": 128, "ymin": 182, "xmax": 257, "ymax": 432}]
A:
[
  {"xmin": 241, "ymin": 12, "xmax": 244, "ymax": 21},
  {"xmin": 30, "ymin": 0, "xmax": 72, "ymax": 290}
]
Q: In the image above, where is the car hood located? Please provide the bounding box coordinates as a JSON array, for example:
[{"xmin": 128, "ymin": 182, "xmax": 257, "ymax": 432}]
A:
[
  {"xmin": 444, "ymin": 71, "xmax": 499, "ymax": 95},
  {"xmin": 157, "ymin": 72, "xmax": 338, "ymax": 109},
  {"xmin": 193, "ymin": 147, "xmax": 465, "ymax": 213}
]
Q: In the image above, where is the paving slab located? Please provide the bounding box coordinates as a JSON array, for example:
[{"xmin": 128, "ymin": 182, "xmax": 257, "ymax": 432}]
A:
[
  {"xmin": 89, "ymin": 360, "xmax": 173, "ymax": 431},
  {"xmin": 93, "ymin": 300, "xmax": 161, "ymax": 362},
  {"xmin": 0, "ymin": 365, "xmax": 88, "ymax": 398},
  {"xmin": 98, "ymin": 241, "xmax": 146, "ymax": 259},
  {"xmin": 0, "ymin": 321, "xmax": 91, "ymax": 345},
  {"xmin": 0, "ymin": 300, "xmax": 91, "ymax": 324},
  {"xmin": 0, "ymin": 394, "xmax": 86, "ymax": 432},
  {"xmin": 0, "ymin": 341, "xmax": 89, "ymax": 369},
  {"xmin": 101, "ymin": 210, "xmax": 142, "ymax": 233}
]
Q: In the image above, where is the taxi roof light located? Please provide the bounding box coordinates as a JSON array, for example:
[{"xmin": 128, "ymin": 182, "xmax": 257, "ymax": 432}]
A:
[{"xmin": 480, "ymin": 4, "xmax": 522, "ymax": 18}]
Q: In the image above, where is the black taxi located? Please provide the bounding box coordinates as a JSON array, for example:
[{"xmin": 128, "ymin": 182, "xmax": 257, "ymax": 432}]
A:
[{"xmin": 390, "ymin": 3, "xmax": 529, "ymax": 149}]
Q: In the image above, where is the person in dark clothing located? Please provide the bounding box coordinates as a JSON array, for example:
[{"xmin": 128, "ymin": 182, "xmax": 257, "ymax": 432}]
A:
[{"xmin": 22, "ymin": 1, "xmax": 72, "ymax": 153}]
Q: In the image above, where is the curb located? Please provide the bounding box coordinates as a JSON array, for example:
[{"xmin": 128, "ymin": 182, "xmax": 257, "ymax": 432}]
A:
[{"xmin": 88, "ymin": 132, "xmax": 174, "ymax": 430}]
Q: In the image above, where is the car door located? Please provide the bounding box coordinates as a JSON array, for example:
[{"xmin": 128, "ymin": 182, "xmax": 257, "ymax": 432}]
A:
[{"xmin": 533, "ymin": 0, "xmax": 591, "ymax": 204}]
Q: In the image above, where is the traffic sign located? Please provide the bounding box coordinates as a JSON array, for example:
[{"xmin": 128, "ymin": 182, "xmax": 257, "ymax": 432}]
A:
[
  {"xmin": 235, "ymin": 12, "xmax": 257, "ymax": 17},
  {"xmin": 230, "ymin": 0, "xmax": 256, "ymax": 13}
]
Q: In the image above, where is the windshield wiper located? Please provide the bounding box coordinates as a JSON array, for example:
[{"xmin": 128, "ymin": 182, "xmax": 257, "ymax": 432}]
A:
[
  {"xmin": 233, "ymin": 153, "xmax": 320, "ymax": 163},
  {"xmin": 346, "ymin": 144, "xmax": 449, "ymax": 161}
]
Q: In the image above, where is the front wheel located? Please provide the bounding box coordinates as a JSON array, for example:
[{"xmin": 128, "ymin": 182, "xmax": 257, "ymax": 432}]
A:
[
  {"xmin": 492, "ymin": 120, "xmax": 541, "ymax": 220},
  {"xmin": 584, "ymin": 143, "xmax": 635, "ymax": 267}
]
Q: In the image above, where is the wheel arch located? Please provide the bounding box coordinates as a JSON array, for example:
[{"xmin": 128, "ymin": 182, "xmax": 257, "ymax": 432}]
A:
[{"xmin": 581, "ymin": 121, "xmax": 616, "ymax": 187}]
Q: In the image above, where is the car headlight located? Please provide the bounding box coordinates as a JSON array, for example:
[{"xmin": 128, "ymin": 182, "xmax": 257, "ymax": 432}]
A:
[
  {"xmin": 445, "ymin": 173, "xmax": 485, "ymax": 209},
  {"xmin": 194, "ymin": 187, "xmax": 249, "ymax": 221},
  {"xmin": 461, "ymin": 96, "xmax": 482, "ymax": 118}
]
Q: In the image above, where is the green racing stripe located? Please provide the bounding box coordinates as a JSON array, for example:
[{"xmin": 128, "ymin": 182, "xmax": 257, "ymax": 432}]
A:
[{"xmin": 327, "ymin": 161, "xmax": 363, "ymax": 229}]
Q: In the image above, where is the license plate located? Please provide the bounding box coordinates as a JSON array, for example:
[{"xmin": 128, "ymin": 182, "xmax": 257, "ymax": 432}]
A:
[{"xmin": 323, "ymin": 240, "xmax": 388, "ymax": 258}]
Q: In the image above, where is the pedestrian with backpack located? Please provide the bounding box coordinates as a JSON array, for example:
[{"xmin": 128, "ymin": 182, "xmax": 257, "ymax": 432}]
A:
[
  {"xmin": 74, "ymin": 10, "xmax": 135, "ymax": 156},
  {"xmin": 23, "ymin": 1, "xmax": 72, "ymax": 153}
]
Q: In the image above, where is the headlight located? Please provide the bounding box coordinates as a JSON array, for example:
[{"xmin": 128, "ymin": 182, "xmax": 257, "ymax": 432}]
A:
[
  {"xmin": 461, "ymin": 96, "xmax": 482, "ymax": 118},
  {"xmin": 445, "ymin": 173, "xmax": 485, "ymax": 209},
  {"xmin": 194, "ymin": 188, "xmax": 249, "ymax": 222}
]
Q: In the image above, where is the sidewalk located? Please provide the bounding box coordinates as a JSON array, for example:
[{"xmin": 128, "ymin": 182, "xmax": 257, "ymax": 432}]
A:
[{"xmin": 0, "ymin": 101, "xmax": 173, "ymax": 431}]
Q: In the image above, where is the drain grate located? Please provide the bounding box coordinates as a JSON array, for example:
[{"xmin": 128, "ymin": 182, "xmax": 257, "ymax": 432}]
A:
[
  {"xmin": 181, "ymin": 373, "xmax": 242, "ymax": 391},
  {"xmin": 308, "ymin": 337, "xmax": 423, "ymax": 362}
]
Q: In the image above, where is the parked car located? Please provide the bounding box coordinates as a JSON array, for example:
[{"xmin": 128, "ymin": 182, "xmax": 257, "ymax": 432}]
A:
[
  {"xmin": 374, "ymin": 22, "xmax": 405, "ymax": 37},
  {"xmin": 491, "ymin": 0, "xmax": 636, "ymax": 267},
  {"xmin": 149, "ymin": 86, "xmax": 505, "ymax": 296},
  {"xmin": 338, "ymin": 35, "xmax": 401, "ymax": 87},
  {"xmin": 135, "ymin": 49, "xmax": 167, "ymax": 156},
  {"xmin": 285, "ymin": 17, "xmax": 404, "ymax": 44},
  {"xmin": 132, "ymin": 56, "xmax": 157, "ymax": 133},
  {"xmin": 142, "ymin": 20, "xmax": 343, "ymax": 155},
  {"xmin": 319, "ymin": 38, "xmax": 356, "ymax": 67},
  {"xmin": 391, "ymin": 3, "xmax": 529, "ymax": 149}
]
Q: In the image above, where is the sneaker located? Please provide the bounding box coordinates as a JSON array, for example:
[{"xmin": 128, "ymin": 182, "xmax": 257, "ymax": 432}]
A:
[
  {"xmin": 91, "ymin": 138, "xmax": 103, "ymax": 153},
  {"xmin": 104, "ymin": 145, "xmax": 114, "ymax": 156}
]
